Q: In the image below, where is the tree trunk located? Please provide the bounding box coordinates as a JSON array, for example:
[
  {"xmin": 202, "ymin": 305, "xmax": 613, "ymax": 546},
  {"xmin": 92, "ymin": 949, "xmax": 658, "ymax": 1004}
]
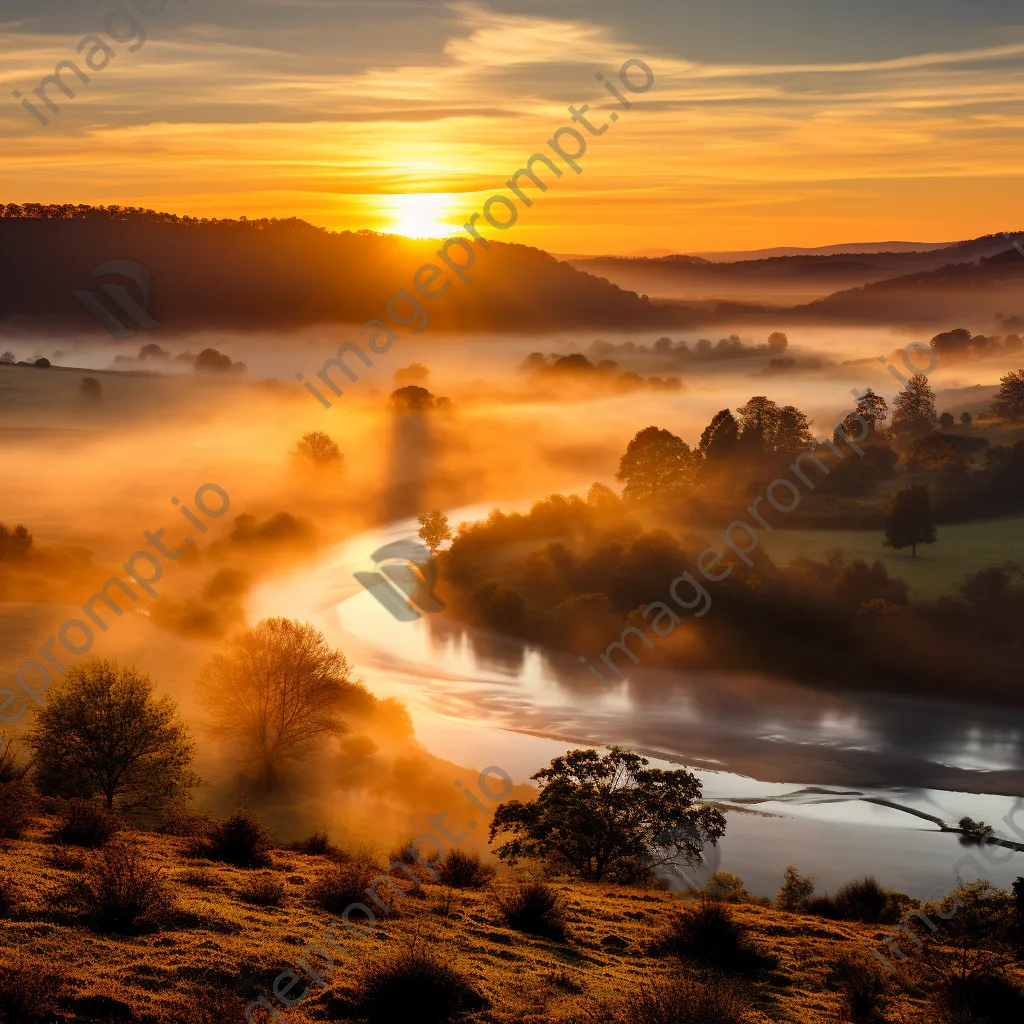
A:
[{"xmin": 911, "ymin": 543, "xmax": 917, "ymax": 557}]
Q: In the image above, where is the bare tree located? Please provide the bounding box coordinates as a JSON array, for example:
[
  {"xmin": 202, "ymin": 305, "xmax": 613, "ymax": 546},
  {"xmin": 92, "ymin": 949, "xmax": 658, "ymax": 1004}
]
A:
[{"xmin": 196, "ymin": 618, "xmax": 357, "ymax": 789}]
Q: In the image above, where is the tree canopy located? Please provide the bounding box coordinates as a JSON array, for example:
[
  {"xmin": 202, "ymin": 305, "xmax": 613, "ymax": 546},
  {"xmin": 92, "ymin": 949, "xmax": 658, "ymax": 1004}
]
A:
[
  {"xmin": 891, "ymin": 374, "xmax": 937, "ymax": 437},
  {"xmin": 28, "ymin": 660, "xmax": 199, "ymax": 811},
  {"xmin": 292, "ymin": 430, "xmax": 345, "ymax": 471},
  {"xmin": 488, "ymin": 746, "xmax": 725, "ymax": 882},
  {"xmin": 616, "ymin": 426, "xmax": 698, "ymax": 509},
  {"xmin": 883, "ymin": 484, "xmax": 937, "ymax": 557},
  {"xmin": 417, "ymin": 509, "xmax": 452, "ymax": 554},
  {"xmin": 993, "ymin": 369, "xmax": 1024, "ymax": 420}
]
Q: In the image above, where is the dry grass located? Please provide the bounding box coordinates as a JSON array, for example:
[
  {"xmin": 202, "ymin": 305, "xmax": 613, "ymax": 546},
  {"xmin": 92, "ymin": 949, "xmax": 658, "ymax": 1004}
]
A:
[
  {"xmin": 2, "ymin": 816, "xmax": 1022, "ymax": 1023},
  {"xmin": 239, "ymin": 873, "xmax": 286, "ymax": 907}
]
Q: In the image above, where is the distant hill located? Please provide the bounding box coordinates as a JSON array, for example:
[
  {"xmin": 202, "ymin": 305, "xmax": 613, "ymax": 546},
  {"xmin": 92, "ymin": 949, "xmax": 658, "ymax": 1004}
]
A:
[
  {"xmin": 567, "ymin": 234, "xmax": 1022, "ymax": 306},
  {"xmin": 0, "ymin": 205, "xmax": 695, "ymax": 336},
  {"xmin": 692, "ymin": 240, "xmax": 954, "ymax": 261}
]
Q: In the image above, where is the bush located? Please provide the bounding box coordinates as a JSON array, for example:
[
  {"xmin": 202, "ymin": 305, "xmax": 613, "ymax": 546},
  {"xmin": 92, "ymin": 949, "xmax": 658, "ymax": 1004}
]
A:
[
  {"xmin": 436, "ymin": 849, "xmax": 495, "ymax": 889},
  {"xmin": 497, "ymin": 880, "xmax": 568, "ymax": 940},
  {"xmin": 355, "ymin": 946, "xmax": 487, "ymax": 1024},
  {"xmin": 934, "ymin": 971, "xmax": 1024, "ymax": 1022},
  {"xmin": 656, "ymin": 900, "xmax": 768, "ymax": 975},
  {"xmin": 813, "ymin": 877, "xmax": 906, "ymax": 925},
  {"xmin": 240, "ymin": 874, "xmax": 285, "ymax": 907},
  {"xmin": 194, "ymin": 810, "xmax": 273, "ymax": 868},
  {"xmin": 67, "ymin": 842, "xmax": 169, "ymax": 933},
  {"xmin": 50, "ymin": 799, "xmax": 118, "ymax": 847},
  {"xmin": 826, "ymin": 954, "xmax": 890, "ymax": 1023},
  {"xmin": 388, "ymin": 836, "xmax": 429, "ymax": 867},
  {"xmin": 287, "ymin": 829, "xmax": 347, "ymax": 861},
  {"xmin": 600, "ymin": 976, "xmax": 750, "ymax": 1024},
  {"xmin": 702, "ymin": 871, "xmax": 769, "ymax": 905},
  {"xmin": 0, "ymin": 780, "xmax": 33, "ymax": 839},
  {"xmin": 777, "ymin": 865, "xmax": 816, "ymax": 911},
  {"xmin": 310, "ymin": 856, "xmax": 388, "ymax": 916},
  {"xmin": 46, "ymin": 845, "xmax": 86, "ymax": 872},
  {"xmin": 0, "ymin": 956, "xmax": 64, "ymax": 1024}
]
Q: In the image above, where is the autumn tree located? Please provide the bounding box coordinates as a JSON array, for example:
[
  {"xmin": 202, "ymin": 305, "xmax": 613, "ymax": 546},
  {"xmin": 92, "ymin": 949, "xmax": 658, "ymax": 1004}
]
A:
[
  {"xmin": 0, "ymin": 523, "xmax": 32, "ymax": 561},
  {"xmin": 993, "ymin": 369, "xmax": 1024, "ymax": 420},
  {"xmin": 489, "ymin": 746, "xmax": 725, "ymax": 882},
  {"xmin": 417, "ymin": 509, "xmax": 451, "ymax": 554},
  {"xmin": 891, "ymin": 374, "xmax": 937, "ymax": 437},
  {"xmin": 292, "ymin": 430, "xmax": 345, "ymax": 472},
  {"xmin": 616, "ymin": 426, "xmax": 697, "ymax": 510},
  {"xmin": 196, "ymin": 618, "xmax": 359, "ymax": 789},
  {"xmin": 698, "ymin": 409, "xmax": 739, "ymax": 462},
  {"xmin": 28, "ymin": 660, "xmax": 199, "ymax": 811},
  {"xmin": 884, "ymin": 484, "xmax": 937, "ymax": 557},
  {"xmin": 767, "ymin": 331, "xmax": 789, "ymax": 352}
]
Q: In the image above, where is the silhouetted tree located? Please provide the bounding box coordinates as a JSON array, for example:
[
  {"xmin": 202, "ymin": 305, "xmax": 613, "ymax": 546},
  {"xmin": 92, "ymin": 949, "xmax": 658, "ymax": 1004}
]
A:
[
  {"xmin": 961, "ymin": 411, "xmax": 973, "ymax": 425},
  {"xmin": 196, "ymin": 619, "xmax": 357, "ymax": 790},
  {"xmin": 891, "ymin": 374, "xmax": 937, "ymax": 437},
  {"xmin": 930, "ymin": 327, "xmax": 972, "ymax": 358},
  {"xmin": 884, "ymin": 484, "xmax": 937, "ymax": 557},
  {"xmin": 80, "ymin": 377, "xmax": 102, "ymax": 401},
  {"xmin": 417, "ymin": 509, "xmax": 451, "ymax": 554},
  {"xmin": 489, "ymin": 746, "xmax": 725, "ymax": 882},
  {"xmin": 939, "ymin": 412, "xmax": 955, "ymax": 429},
  {"xmin": 394, "ymin": 363, "xmax": 430, "ymax": 386},
  {"xmin": 993, "ymin": 370, "xmax": 1024, "ymax": 420},
  {"xmin": 698, "ymin": 409, "xmax": 739, "ymax": 462},
  {"xmin": 0, "ymin": 351, "xmax": 14, "ymax": 364},
  {"xmin": 138, "ymin": 343, "xmax": 169, "ymax": 361},
  {"xmin": 390, "ymin": 385, "xmax": 436, "ymax": 411},
  {"xmin": 291, "ymin": 430, "xmax": 344, "ymax": 471},
  {"xmin": 776, "ymin": 405, "xmax": 816, "ymax": 457},
  {"xmin": 29, "ymin": 660, "xmax": 199, "ymax": 811},
  {"xmin": 0, "ymin": 523, "xmax": 32, "ymax": 561},
  {"xmin": 616, "ymin": 426, "xmax": 697, "ymax": 510},
  {"xmin": 767, "ymin": 331, "xmax": 789, "ymax": 352}
]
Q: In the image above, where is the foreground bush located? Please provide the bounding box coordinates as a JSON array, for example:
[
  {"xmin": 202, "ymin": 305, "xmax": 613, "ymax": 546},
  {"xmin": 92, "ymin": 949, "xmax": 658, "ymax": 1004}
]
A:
[
  {"xmin": 656, "ymin": 900, "xmax": 768, "ymax": 975},
  {"xmin": 310, "ymin": 855, "xmax": 390, "ymax": 916},
  {"xmin": 286, "ymin": 829, "xmax": 347, "ymax": 861},
  {"xmin": 355, "ymin": 946, "xmax": 487, "ymax": 1024},
  {"xmin": 240, "ymin": 873, "xmax": 285, "ymax": 907},
  {"xmin": 934, "ymin": 971, "xmax": 1024, "ymax": 1023},
  {"xmin": 826, "ymin": 954, "xmax": 890, "ymax": 1023},
  {"xmin": 51, "ymin": 799, "xmax": 118, "ymax": 847},
  {"xmin": 703, "ymin": 871, "xmax": 770, "ymax": 906},
  {"xmin": 193, "ymin": 810, "xmax": 273, "ymax": 868},
  {"xmin": 436, "ymin": 849, "xmax": 495, "ymax": 889},
  {"xmin": 807, "ymin": 876, "xmax": 909, "ymax": 925},
  {"xmin": 0, "ymin": 780, "xmax": 33, "ymax": 840},
  {"xmin": 65, "ymin": 842, "xmax": 170, "ymax": 933},
  {"xmin": 595, "ymin": 976, "xmax": 750, "ymax": 1024},
  {"xmin": 0, "ymin": 957, "xmax": 64, "ymax": 1024},
  {"xmin": 497, "ymin": 880, "xmax": 568, "ymax": 940}
]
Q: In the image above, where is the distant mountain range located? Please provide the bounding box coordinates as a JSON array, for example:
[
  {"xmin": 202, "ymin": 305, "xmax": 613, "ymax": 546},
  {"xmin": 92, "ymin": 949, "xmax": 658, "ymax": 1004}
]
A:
[{"xmin": 1, "ymin": 207, "xmax": 1021, "ymax": 335}]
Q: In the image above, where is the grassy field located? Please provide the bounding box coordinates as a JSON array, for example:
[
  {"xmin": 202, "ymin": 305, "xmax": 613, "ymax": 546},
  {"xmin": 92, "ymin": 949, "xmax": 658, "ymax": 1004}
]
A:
[{"xmin": 761, "ymin": 515, "xmax": 1024, "ymax": 597}]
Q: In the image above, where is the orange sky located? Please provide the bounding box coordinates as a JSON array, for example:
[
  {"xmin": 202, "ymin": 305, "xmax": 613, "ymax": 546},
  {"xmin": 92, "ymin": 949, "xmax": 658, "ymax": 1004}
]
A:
[{"xmin": 3, "ymin": 3, "xmax": 1024, "ymax": 253}]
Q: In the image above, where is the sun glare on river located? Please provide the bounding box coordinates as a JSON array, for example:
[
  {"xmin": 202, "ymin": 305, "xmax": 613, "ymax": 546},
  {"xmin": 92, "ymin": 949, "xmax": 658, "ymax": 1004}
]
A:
[{"xmin": 381, "ymin": 192, "xmax": 461, "ymax": 239}]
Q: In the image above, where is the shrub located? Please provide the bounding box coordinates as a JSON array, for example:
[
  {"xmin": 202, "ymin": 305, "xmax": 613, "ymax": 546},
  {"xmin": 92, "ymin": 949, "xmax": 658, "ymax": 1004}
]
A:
[
  {"xmin": 240, "ymin": 874, "xmax": 285, "ymax": 907},
  {"xmin": 194, "ymin": 810, "xmax": 273, "ymax": 868},
  {"xmin": 934, "ymin": 971, "xmax": 1024, "ymax": 1022},
  {"xmin": 287, "ymin": 829, "xmax": 347, "ymax": 861},
  {"xmin": 826, "ymin": 954, "xmax": 890, "ymax": 1023},
  {"xmin": 46, "ymin": 845, "xmax": 86, "ymax": 872},
  {"xmin": 702, "ymin": 871, "xmax": 769, "ymax": 905},
  {"xmin": 177, "ymin": 868, "xmax": 218, "ymax": 888},
  {"xmin": 0, "ymin": 780, "xmax": 33, "ymax": 839},
  {"xmin": 50, "ymin": 799, "xmax": 117, "ymax": 847},
  {"xmin": 0, "ymin": 956, "xmax": 63, "ymax": 1024},
  {"xmin": 600, "ymin": 976, "xmax": 750, "ymax": 1024},
  {"xmin": 388, "ymin": 836, "xmax": 428, "ymax": 867},
  {"xmin": 66, "ymin": 843, "xmax": 169, "ymax": 933},
  {"xmin": 656, "ymin": 900, "xmax": 767, "ymax": 975},
  {"xmin": 777, "ymin": 865, "xmax": 816, "ymax": 911},
  {"xmin": 497, "ymin": 880, "xmax": 568, "ymax": 940},
  {"xmin": 355, "ymin": 946, "xmax": 487, "ymax": 1024},
  {"xmin": 834, "ymin": 877, "xmax": 904, "ymax": 924},
  {"xmin": 436, "ymin": 849, "xmax": 495, "ymax": 889},
  {"xmin": 310, "ymin": 856, "xmax": 389, "ymax": 916}
]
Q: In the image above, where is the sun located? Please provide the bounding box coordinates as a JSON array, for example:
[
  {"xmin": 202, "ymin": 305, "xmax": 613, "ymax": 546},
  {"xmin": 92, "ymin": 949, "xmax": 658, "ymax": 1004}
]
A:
[{"xmin": 382, "ymin": 193, "xmax": 459, "ymax": 239}]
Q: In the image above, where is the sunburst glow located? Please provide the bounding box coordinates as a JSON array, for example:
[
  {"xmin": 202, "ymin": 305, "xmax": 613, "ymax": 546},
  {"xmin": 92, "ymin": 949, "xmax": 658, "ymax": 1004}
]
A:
[{"xmin": 381, "ymin": 193, "xmax": 460, "ymax": 239}]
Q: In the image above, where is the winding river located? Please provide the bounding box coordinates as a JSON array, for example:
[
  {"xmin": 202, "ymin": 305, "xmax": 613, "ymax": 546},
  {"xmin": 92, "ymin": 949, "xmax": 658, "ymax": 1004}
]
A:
[{"xmin": 250, "ymin": 505, "xmax": 1024, "ymax": 899}]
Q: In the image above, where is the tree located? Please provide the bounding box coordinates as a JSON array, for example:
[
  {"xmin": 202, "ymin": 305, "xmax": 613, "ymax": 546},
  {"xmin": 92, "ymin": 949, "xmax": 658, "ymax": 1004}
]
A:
[
  {"xmin": 616, "ymin": 426, "xmax": 697, "ymax": 510},
  {"xmin": 291, "ymin": 430, "xmax": 345, "ymax": 472},
  {"xmin": 776, "ymin": 405, "xmax": 816, "ymax": 457},
  {"xmin": 28, "ymin": 660, "xmax": 199, "ymax": 811},
  {"xmin": 939, "ymin": 412, "xmax": 955, "ymax": 429},
  {"xmin": 777, "ymin": 865, "xmax": 816, "ymax": 911},
  {"xmin": 891, "ymin": 374, "xmax": 937, "ymax": 437},
  {"xmin": 993, "ymin": 369, "xmax": 1024, "ymax": 420},
  {"xmin": 767, "ymin": 331, "xmax": 789, "ymax": 352},
  {"xmin": 884, "ymin": 484, "xmax": 937, "ymax": 557},
  {"xmin": 698, "ymin": 409, "xmax": 739, "ymax": 462},
  {"xmin": 196, "ymin": 618, "xmax": 358, "ymax": 789},
  {"xmin": 394, "ymin": 363, "xmax": 430, "ymax": 386},
  {"xmin": 488, "ymin": 746, "xmax": 725, "ymax": 883},
  {"xmin": 390, "ymin": 385, "xmax": 437, "ymax": 411},
  {"xmin": 0, "ymin": 522, "xmax": 32, "ymax": 562},
  {"xmin": 930, "ymin": 328, "xmax": 972, "ymax": 358},
  {"xmin": 417, "ymin": 509, "xmax": 451, "ymax": 554},
  {"xmin": 0, "ymin": 351, "xmax": 14, "ymax": 364},
  {"xmin": 736, "ymin": 396, "xmax": 780, "ymax": 457},
  {"xmin": 80, "ymin": 377, "xmax": 102, "ymax": 401},
  {"xmin": 961, "ymin": 411, "xmax": 973, "ymax": 426},
  {"xmin": 855, "ymin": 389, "xmax": 889, "ymax": 436}
]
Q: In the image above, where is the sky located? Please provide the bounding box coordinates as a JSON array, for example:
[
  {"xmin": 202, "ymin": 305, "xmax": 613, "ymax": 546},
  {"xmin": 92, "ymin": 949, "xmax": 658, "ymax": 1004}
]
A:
[{"xmin": 2, "ymin": 0, "xmax": 1024, "ymax": 253}]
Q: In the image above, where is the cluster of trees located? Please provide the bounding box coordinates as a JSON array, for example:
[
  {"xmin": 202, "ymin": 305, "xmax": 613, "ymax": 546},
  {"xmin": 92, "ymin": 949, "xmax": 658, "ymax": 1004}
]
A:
[
  {"xmin": 930, "ymin": 327, "xmax": 1023, "ymax": 360},
  {"xmin": 521, "ymin": 352, "xmax": 682, "ymax": 392},
  {"xmin": 590, "ymin": 331, "xmax": 790, "ymax": 363},
  {"xmin": 389, "ymin": 385, "xmax": 451, "ymax": 411},
  {"xmin": 994, "ymin": 369, "xmax": 1024, "ymax": 419},
  {"xmin": 0, "ymin": 522, "xmax": 33, "ymax": 561}
]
